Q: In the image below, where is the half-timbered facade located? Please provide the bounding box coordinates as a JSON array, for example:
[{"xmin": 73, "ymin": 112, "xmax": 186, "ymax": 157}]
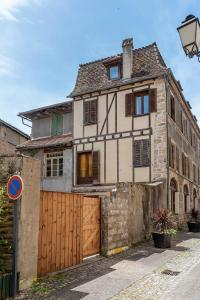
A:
[{"xmin": 70, "ymin": 38, "xmax": 200, "ymax": 216}]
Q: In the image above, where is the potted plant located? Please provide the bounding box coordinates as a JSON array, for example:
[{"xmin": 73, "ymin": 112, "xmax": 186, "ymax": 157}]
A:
[
  {"xmin": 187, "ymin": 208, "xmax": 200, "ymax": 232},
  {"xmin": 152, "ymin": 209, "xmax": 177, "ymax": 248}
]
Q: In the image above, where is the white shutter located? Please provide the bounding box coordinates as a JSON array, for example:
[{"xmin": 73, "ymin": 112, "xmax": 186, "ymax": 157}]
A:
[
  {"xmin": 187, "ymin": 195, "xmax": 190, "ymax": 213},
  {"xmin": 175, "ymin": 192, "xmax": 180, "ymax": 214}
]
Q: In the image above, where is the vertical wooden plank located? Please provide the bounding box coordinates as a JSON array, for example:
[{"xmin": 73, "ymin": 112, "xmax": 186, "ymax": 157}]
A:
[
  {"xmin": 80, "ymin": 195, "xmax": 83, "ymax": 262},
  {"xmin": 60, "ymin": 193, "xmax": 66, "ymax": 270},
  {"xmin": 56, "ymin": 192, "xmax": 62, "ymax": 271},
  {"xmin": 51, "ymin": 192, "xmax": 57, "ymax": 272},
  {"xmin": 37, "ymin": 191, "xmax": 43, "ymax": 275},
  {"xmin": 46, "ymin": 192, "xmax": 53, "ymax": 273},
  {"xmin": 69, "ymin": 194, "xmax": 74, "ymax": 267},
  {"xmin": 64, "ymin": 193, "xmax": 70, "ymax": 268},
  {"xmin": 41, "ymin": 192, "xmax": 48, "ymax": 274},
  {"xmin": 73, "ymin": 194, "xmax": 77, "ymax": 265},
  {"xmin": 76, "ymin": 195, "xmax": 81, "ymax": 264}
]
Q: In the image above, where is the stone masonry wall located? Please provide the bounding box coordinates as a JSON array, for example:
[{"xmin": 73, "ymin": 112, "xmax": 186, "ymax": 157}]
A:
[
  {"xmin": 151, "ymin": 78, "xmax": 168, "ymax": 182},
  {"xmin": 101, "ymin": 182, "xmax": 166, "ymax": 255},
  {"xmin": 0, "ymin": 154, "xmax": 41, "ymax": 289}
]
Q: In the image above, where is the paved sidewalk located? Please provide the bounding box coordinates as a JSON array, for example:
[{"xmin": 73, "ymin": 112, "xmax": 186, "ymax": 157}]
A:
[{"xmin": 16, "ymin": 231, "xmax": 200, "ymax": 300}]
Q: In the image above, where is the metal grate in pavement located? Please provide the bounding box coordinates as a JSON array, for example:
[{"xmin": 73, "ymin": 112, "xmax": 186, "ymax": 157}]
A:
[{"xmin": 161, "ymin": 269, "xmax": 180, "ymax": 276}]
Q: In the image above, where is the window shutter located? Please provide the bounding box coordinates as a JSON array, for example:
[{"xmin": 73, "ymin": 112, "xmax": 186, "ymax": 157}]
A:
[
  {"xmin": 83, "ymin": 101, "xmax": 90, "ymax": 124},
  {"xmin": 150, "ymin": 89, "xmax": 157, "ymax": 112},
  {"xmin": 51, "ymin": 115, "xmax": 58, "ymax": 136},
  {"xmin": 90, "ymin": 100, "xmax": 97, "ymax": 123},
  {"xmin": 92, "ymin": 151, "xmax": 100, "ymax": 182},
  {"xmin": 77, "ymin": 154, "xmax": 81, "ymax": 184},
  {"xmin": 57, "ymin": 115, "xmax": 63, "ymax": 135},
  {"xmin": 125, "ymin": 93, "xmax": 133, "ymax": 116},
  {"xmin": 142, "ymin": 139, "xmax": 150, "ymax": 166},
  {"xmin": 134, "ymin": 140, "xmax": 141, "ymax": 167}
]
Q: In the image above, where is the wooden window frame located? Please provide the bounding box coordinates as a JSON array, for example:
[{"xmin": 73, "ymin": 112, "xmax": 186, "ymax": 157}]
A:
[
  {"xmin": 77, "ymin": 151, "xmax": 100, "ymax": 185},
  {"xmin": 107, "ymin": 62, "xmax": 122, "ymax": 80},
  {"xmin": 125, "ymin": 89, "xmax": 157, "ymax": 117},
  {"xmin": 83, "ymin": 99, "xmax": 97, "ymax": 126},
  {"xmin": 45, "ymin": 151, "xmax": 63, "ymax": 177}
]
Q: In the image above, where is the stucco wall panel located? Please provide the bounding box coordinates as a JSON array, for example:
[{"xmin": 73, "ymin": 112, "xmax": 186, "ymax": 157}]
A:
[
  {"xmin": 134, "ymin": 115, "xmax": 149, "ymax": 130},
  {"xmin": 74, "ymin": 101, "xmax": 83, "ymax": 139},
  {"xmin": 134, "ymin": 167, "xmax": 150, "ymax": 182},
  {"xmin": 117, "ymin": 90, "xmax": 132, "ymax": 132},
  {"xmin": 108, "ymin": 93, "xmax": 115, "ymax": 134},
  {"xmin": 84, "ymin": 124, "xmax": 96, "ymax": 137},
  {"xmin": 93, "ymin": 141, "xmax": 105, "ymax": 183},
  {"xmin": 106, "ymin": 140, "xmax": 117, "ymax": 183},
  {"xmin": 98, "ymin": 95, "xmax": 107, "ymax": 135},
  {"xmin": 119, "ymin": 138, "xmax": 132, "ymax": 182}
]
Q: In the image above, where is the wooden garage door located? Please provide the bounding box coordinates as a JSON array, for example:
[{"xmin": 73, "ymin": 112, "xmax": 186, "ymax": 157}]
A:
[{"xmin": 83, "ymin": 197, "xmax": 101, "ymax": 257}]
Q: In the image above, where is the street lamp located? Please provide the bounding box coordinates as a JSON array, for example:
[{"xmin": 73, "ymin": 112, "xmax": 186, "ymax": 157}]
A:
[{"xmin": 177, "ymin": 15, "xmax": 200, "ymax": 62}]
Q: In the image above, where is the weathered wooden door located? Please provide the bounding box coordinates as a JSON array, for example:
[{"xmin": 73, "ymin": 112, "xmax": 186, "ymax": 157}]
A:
[{"xmin": 83, "ymin": 196, "xmax": 101, "ymax": 257}]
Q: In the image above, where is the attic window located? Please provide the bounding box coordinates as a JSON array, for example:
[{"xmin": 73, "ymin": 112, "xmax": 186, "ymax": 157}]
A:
[{"xmin": 108, "ymin": 64, "xmax": 121, "ymax": 80}]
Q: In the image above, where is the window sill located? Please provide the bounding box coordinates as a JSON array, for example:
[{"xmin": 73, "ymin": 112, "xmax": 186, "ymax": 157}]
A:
[
  {"xmin": 133, "ymin": 113, "xmax": 150, "ymax": 118},
  {"xmin": 83, "ymin": 122, "xmax": 97, "ymax": 126},
  {"xmin": 43, "ymin": 176, "xmax": 64, "ymax": 179},
  {"xmin": 134, "ymin": 165, "xmax": 150, "ymax": 168}
]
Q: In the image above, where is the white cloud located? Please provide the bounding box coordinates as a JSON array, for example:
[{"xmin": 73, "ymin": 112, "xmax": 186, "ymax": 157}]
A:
[
  {"xmin": 0, "ymin": 54, "xmax": 15, "ymax": 76},
  {"xmin": 0, "ymin": 0, "xmax": 39, "ymax": 21}
]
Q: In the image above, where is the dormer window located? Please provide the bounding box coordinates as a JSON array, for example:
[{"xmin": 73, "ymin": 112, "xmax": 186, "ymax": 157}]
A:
[{"xmin": 109, "ymin": 65, "xmax": 120, "ymax": 80}]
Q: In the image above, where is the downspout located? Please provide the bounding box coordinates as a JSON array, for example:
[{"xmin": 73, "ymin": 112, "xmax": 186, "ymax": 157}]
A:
[
  {"xmin": 164, "ymin": 74, "xmax": 170, "ymax": 209},
  {"xmin": 19, "ymin": 116, "xmax": 32, "ymax": 129}
]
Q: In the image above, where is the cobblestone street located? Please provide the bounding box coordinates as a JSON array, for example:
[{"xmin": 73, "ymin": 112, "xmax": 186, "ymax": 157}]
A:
[{"xmin": 16, "ymin": 230, "xmax": 200, "ymax": 300}]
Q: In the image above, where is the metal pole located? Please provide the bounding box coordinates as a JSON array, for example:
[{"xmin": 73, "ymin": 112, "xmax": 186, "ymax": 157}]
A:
[{"xmin": 12, "ymin": 200, "xmax": 18, "ymax": 298}]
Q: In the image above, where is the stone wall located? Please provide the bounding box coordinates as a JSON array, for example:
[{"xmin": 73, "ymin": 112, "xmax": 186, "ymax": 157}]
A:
[
  {"xmin": 101, "ymin": 181, "xmax": 166, "ymax": 255},
  {"xmin": 151, "ymin": 78, "xmax": 168, "ymax": 182},
  {"xmin": 0, "ymin": 155, "xmax": 41, "ymax": 289}
]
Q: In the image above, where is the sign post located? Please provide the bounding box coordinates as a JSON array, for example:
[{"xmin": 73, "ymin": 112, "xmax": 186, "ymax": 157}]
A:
[{"xmin": 7, "ymin": 175, "xmax": 23, "ymax": 298}]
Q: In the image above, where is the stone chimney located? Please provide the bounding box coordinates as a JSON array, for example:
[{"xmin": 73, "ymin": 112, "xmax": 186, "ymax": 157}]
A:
[{"xmin": 122, "ymin": 38, "xmax": 133, "ymax": 80}]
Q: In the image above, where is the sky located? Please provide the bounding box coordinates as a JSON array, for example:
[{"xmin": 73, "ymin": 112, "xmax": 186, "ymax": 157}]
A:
[{"xmin": 0, "ymin": 0, "xmax": 200, "ymax": 134}]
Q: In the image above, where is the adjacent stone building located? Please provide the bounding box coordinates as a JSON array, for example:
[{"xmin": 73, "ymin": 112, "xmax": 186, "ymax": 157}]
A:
[
  {"xmin": 17, "ymin": 101, "xmax": 73, "ymax": 192},
  {"xmin": 0, "ymin": 119, "xmax": 29, "ymax": 155},
  {"xmin": 70, "ymin": 38, "xmax": 200, "ymax": 221}
]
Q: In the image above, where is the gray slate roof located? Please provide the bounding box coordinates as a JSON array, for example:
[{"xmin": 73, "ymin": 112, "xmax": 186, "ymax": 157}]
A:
[{"xmin": 69, "ymin": 43, "xmax": 168, "ymax": 97}]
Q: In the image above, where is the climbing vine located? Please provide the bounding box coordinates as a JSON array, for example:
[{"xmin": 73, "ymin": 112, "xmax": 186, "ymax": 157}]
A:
[{"xmin": 0, "ymin": 184, "xmax": 13, "ymax": 275}]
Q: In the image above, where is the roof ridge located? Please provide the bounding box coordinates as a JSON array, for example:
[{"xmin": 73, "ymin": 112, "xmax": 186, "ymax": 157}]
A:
[{"xmin": 79, "ymin": 42, "xmax": 156, "ymax": 67}]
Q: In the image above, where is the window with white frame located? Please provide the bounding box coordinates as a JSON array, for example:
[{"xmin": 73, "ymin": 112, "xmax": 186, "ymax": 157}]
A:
[{"xmin": 45, "ymin": 152, "xmax": 63, "ymax": 177}]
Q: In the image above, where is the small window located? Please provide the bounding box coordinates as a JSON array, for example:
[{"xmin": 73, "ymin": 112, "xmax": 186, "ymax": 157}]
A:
[
  {"xmin": 77, "ymin": 151, "xmax": 99, "ymax": 184},
  {"xmin": 83, "ymin": 100, "xmax": 97, "ymax": 125},
  {"xmin": 51, "ymin": 115, "xmax": 63, "ymax": 136},
  {"xmin": 170, "ymin": 96, "xmax": 175, "ymax": 121},
  {"xmin": 125, "ymin": 90, "xmax": 156, "ymax": 117},
  {"xmin": 45, "ymin": 152, "xmax": 63, "ymax": 177},
  {"xmin": 135, "ymin": 94, "xmax": 150, "ymax": 115},
  {"xmin": 134, "ymin": 139, "xmax": 150, "ymax": 167},
  {"xmin": 109, "ymin": 65, "xmax": 120, "ymax": 80},
  {"xmin": 169, "ymin": 141, "xmax": 175, "ymax": 169},
  {"xmin": 170, "ymin": 178, "xmax": 177, "ymax": 213}
]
